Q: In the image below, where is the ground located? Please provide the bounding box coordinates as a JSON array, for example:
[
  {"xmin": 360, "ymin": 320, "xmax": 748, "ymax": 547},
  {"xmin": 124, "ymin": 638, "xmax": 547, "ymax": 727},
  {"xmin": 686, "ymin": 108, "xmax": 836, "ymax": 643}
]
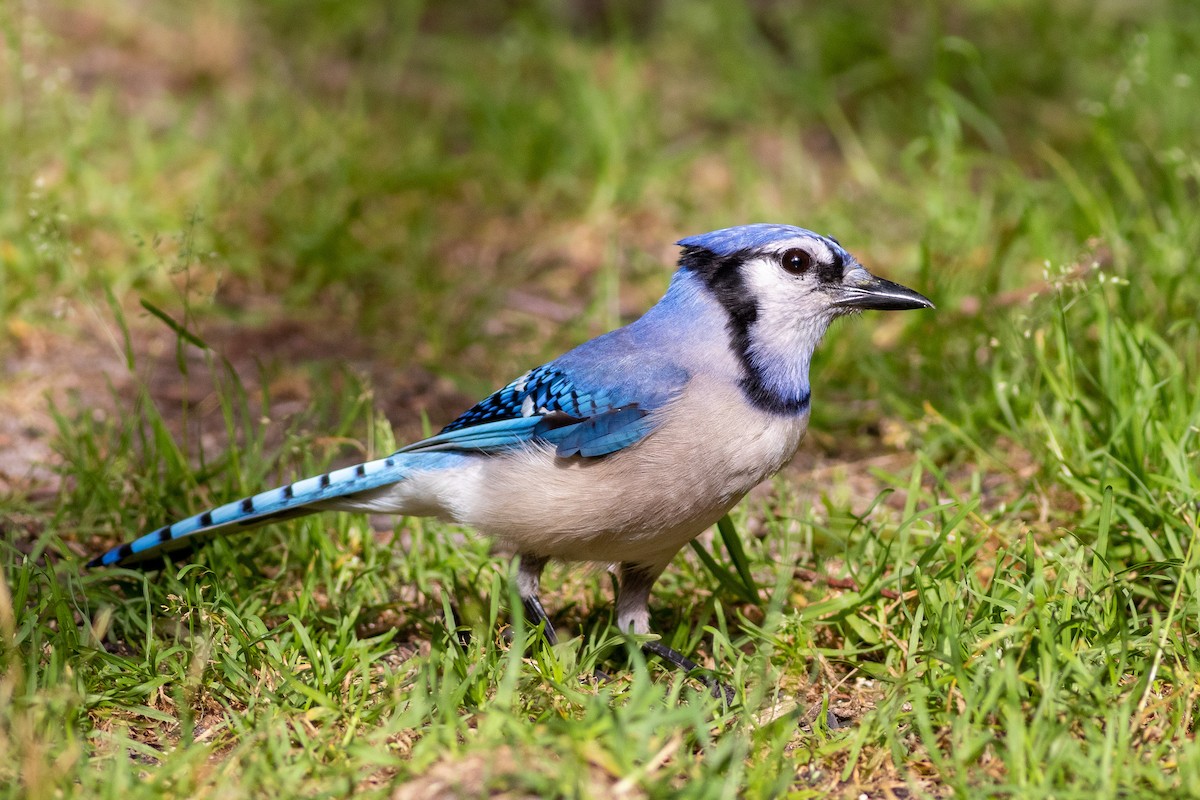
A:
[{"xmin": 2, "ymin": 2, "xmax": 1200, "ymax": 798}]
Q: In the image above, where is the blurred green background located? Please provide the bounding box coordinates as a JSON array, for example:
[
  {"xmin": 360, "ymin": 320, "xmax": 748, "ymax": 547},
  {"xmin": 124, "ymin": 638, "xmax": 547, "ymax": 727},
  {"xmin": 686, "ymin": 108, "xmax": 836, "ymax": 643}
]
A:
[{"xmin": 2, "ymin": 1, "xmax": 1199, "ymax": 797}]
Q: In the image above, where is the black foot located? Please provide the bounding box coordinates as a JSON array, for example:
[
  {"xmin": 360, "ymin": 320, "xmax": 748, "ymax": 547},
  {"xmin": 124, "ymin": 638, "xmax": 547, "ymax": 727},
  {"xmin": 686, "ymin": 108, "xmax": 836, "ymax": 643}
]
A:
[
  {"xmin": 641, "ymin": 640, "xmax": 735, "ymax": 704},
  {"xmin": 519, "ymin": 595, "xmax": 607, "ymax": 687},
  {"xmin": 522, "ymin": 595, "xmax": 559, "ymax": 645}
]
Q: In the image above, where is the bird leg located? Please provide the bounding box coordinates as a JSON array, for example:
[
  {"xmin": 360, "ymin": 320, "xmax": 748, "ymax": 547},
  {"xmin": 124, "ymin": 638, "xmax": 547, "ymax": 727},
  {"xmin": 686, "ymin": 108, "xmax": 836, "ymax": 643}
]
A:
[
  {"xmin": 516, "ymin": 554, "xmax": 557, "ymax": 645},
  {"xmin": 515, "ymin": 554, "xmax": 612, "ymax": 684},
  {"xmin": 617, "ymin": 562, "xmax": 734, "ymax": 703},
  {"xmin": 514, "ymin": 557, "xmax": 729, "ymax": 698}
]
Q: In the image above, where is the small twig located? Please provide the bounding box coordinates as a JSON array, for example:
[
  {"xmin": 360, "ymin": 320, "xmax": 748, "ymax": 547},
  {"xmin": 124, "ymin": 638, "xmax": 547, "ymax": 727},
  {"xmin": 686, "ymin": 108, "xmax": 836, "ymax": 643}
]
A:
[
  {"xmin": 793, "ymin": 567, "xmax": 902, "ymax": 600},
  {"xmin": 611, "ymin": 732, "xmax": 682, "ymax": 797},
  {"xmin": 956, "ymin": 248, "xmax": 1108, "ymax": 316}
]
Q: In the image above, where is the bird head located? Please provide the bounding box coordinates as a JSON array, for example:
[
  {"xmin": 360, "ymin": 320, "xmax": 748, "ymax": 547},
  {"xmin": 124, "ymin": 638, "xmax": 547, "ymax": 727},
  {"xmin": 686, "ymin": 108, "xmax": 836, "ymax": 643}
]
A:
[
  {"xmin": 678, "ymin": 223, "xmax": 933, "ymax": 320},
  {"xmin": 674, "ymin": 223, "xmax": 933, "ymax": 413}
]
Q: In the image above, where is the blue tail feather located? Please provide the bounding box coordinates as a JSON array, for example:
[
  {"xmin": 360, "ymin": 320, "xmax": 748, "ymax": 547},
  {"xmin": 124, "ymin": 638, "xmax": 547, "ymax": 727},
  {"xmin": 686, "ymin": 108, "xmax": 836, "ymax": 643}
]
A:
[{"xmin": 87, "ymin": 454, "xmax": 415, "ymax": 569}]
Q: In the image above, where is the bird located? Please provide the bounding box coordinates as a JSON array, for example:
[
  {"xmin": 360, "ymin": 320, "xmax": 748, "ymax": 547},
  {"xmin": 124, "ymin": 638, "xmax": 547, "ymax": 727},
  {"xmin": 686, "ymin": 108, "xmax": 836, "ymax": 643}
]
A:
[{"xmin": 88, "ymin": 223, "xmax": 932, "ymax": 687}]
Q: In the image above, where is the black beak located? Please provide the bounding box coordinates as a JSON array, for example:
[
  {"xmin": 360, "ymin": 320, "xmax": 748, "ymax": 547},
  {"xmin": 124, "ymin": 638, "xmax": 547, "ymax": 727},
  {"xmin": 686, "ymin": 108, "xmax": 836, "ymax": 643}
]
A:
[{"xmin": 832, "ymin": 272, "xmax": 934, "ymax": 312}]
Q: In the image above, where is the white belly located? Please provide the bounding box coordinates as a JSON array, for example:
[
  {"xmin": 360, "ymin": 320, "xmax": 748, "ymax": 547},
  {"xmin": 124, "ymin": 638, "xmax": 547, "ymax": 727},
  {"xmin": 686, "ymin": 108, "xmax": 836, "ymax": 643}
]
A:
[{"xmin": 455, "ymin": 376, "xmax": 809, "ymax": 568}]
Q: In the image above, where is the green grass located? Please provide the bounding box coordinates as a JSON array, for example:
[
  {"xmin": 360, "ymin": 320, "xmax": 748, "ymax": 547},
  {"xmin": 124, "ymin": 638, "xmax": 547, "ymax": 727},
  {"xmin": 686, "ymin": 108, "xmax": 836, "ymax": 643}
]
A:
[{"xmin": 3, "ymin": 0, "xmax": 1200, "ymax": 797}]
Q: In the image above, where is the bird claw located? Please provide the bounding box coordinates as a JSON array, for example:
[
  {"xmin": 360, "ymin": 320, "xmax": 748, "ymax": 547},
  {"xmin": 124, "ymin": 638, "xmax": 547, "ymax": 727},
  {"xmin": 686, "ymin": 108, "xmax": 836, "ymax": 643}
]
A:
[{"xmin": 641, "ymin": 639, "xmax": 735, "ymax": 704}]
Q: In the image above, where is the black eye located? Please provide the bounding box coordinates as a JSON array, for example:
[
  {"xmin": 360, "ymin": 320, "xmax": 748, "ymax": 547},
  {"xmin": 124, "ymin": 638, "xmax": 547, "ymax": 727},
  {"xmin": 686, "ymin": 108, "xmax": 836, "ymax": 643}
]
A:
[{"xmin": 780, "ymin": 248, "xmax": 813, "ymax": 275}]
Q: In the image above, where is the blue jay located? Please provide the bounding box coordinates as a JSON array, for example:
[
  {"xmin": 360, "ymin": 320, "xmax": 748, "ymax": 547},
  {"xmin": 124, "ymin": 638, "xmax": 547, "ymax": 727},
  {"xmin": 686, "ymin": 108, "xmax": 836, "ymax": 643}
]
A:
[{"xmin": 89, "ymin": 223, "xmax": 931, "ymax": 681}]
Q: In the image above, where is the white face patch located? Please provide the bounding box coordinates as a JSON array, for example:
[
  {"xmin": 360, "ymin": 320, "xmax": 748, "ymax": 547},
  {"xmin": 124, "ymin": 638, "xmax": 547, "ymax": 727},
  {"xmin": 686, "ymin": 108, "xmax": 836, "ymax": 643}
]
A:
[
  {"xmin": 741, "ymin": 237, "xmax": 845, "ymax": 316},
  {"xmin": 737, "ymin": 239, "xmax": 846, "ymax": 392}
]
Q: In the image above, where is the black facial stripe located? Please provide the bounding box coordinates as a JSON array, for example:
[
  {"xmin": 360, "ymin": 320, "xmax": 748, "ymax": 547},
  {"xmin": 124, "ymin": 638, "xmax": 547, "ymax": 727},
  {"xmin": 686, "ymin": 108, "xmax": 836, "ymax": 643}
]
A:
[
  {"xmin": 680, "ymin": 246, "xmax": 812, "ymax": 415},
  {"xmin": 742, "ymin": 383, "xmax": 811, "ymax": 415},
  {"xmin": 818, "ymin": 252, "xmax": 844, "ymax": 285},
  {"xmin": 680, "ymin": 247, "xmax": 757, "ymax": 383}
]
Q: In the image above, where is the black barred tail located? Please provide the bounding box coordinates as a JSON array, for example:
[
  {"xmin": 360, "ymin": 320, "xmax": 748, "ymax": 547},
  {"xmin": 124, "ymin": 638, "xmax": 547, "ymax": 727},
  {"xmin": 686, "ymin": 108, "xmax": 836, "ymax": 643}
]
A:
[{"xmin": 87, "ymin": 454, "xmax": 416, "ymax": 569}]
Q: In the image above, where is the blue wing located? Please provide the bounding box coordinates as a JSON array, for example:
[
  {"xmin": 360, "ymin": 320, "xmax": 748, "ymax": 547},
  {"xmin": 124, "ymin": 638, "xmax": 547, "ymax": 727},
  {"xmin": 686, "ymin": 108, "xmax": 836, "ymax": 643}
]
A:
[{"xmin": 399, "ymin": 361, "xmax": 681, "ymax": 458}]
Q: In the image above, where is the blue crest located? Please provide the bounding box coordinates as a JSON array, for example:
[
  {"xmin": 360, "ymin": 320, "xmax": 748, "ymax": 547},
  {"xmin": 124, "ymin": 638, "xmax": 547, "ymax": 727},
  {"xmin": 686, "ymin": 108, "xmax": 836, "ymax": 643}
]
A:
[{"xmin": 677, "ymin": 223, "xmax": 840, "ymax": 258}]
